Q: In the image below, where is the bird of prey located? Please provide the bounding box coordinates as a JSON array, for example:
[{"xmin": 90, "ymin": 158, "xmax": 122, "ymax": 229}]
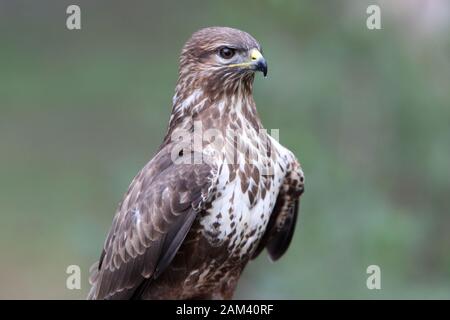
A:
[{"xmin": 88, "ymin": 26, "xmax": 305, "ymax": 300}]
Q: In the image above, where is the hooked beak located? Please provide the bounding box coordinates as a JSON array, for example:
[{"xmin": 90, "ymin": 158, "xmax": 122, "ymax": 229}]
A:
[{"xmin": 249, "ymin": 48, "xmax": 268, "ymax": 77}]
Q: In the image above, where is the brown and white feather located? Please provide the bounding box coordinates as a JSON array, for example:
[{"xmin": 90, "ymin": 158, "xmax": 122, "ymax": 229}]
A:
[{"xmin": 88, "ymin": 27, "xmax": 304, "ymax": 300}]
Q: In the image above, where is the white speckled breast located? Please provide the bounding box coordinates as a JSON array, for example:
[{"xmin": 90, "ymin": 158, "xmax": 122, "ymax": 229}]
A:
[{"xmin": 199, "ymin": 127, "xmax": 288, "ymax": 257}]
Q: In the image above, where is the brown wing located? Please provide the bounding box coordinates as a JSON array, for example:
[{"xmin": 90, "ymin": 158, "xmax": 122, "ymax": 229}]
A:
[
  {"xmin": 88, "ymin": 145, "xmax": 215, "ymax": 299},
  {"xmin": 252, "ymin": 162, "xmax": 304, "ymax": 261}
]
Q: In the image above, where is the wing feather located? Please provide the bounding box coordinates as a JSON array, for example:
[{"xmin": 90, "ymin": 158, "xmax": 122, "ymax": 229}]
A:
[
  {"xmin": 252, "ymin": 159, "xmax": 304, "ymax": 261},
  {"xmin": 88, "ymin": 145, "xmax": 216, "ymax": 299}
]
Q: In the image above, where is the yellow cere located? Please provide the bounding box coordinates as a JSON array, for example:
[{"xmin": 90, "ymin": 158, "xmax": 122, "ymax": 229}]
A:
[
  {"xmin": 229, "ymin": 49, "xmax": 264, "ymax": 68},
  {"xmin": 250, "ymin": 49, "xmax": 263, "ymax": 61}
]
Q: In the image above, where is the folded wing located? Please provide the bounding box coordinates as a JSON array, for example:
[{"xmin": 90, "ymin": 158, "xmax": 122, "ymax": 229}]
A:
[{"xmin": 88, "ymin": 146, "xmax": 215, "ymax": 299}]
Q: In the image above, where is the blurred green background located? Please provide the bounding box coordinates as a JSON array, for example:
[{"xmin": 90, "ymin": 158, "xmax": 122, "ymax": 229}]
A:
[{"xmin": 0, "ymin": 0, "xmax": 449, "ymax": 299}]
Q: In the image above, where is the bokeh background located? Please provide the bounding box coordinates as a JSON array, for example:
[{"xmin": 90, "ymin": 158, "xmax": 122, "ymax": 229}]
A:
[{"xmin": 0, "ymin": 0, "xmax": 449, "ymax": 299}]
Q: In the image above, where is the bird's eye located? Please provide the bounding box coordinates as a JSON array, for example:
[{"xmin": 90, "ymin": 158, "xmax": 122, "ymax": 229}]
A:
[{"xmin": 219, "ymin": 47, "xmax": 236, "ymax": 59}]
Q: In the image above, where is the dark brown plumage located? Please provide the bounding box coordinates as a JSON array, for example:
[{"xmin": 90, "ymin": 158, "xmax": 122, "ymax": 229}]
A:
[{"xmin": 88, "ymin": 26, "xmax": 304, "ymax": 300}]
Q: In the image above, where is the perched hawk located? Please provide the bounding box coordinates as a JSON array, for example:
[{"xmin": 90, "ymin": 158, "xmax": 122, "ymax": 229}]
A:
[{"xmin": 88, "ymin": 27, "xmax": 305, "ymax": 300}]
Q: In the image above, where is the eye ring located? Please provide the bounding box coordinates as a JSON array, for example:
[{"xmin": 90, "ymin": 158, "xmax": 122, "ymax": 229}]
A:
[{"xmin": 218, "ymin": 47, "xmax": 236, "ymax": 59}]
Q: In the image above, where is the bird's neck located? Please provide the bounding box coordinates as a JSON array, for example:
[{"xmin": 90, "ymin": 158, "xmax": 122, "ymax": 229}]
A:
[{"xmin": 164, "ymin": 80, "xmax": 262, "ymax": 143}]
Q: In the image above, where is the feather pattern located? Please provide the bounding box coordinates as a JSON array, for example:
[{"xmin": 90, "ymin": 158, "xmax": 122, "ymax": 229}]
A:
[{"xmin": 89, "ymin": 26, "xmax": 304, "ymax": 300}]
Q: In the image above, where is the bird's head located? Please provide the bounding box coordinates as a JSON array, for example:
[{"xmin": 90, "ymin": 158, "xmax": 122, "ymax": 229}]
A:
[{"xmin": 178, "ymin": 27, "xmax": 267, "ymax": 94}]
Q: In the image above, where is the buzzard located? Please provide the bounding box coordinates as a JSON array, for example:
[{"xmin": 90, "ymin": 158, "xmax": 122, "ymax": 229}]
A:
[{"xmin": 88, "ymin": 27, "xmax": 305, "ymax": 300}]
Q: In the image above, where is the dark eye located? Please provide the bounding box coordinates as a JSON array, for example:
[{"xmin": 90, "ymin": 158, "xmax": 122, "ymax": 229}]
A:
[{"xmin": 219, "ymin": 47, "xmax": 236, "ymax": 59}]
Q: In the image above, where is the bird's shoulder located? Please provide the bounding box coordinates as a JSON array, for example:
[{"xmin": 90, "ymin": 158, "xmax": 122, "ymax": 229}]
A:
[{"xmin": 268, "ymin": 135, "xmax": 304, "ymax": 185}]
